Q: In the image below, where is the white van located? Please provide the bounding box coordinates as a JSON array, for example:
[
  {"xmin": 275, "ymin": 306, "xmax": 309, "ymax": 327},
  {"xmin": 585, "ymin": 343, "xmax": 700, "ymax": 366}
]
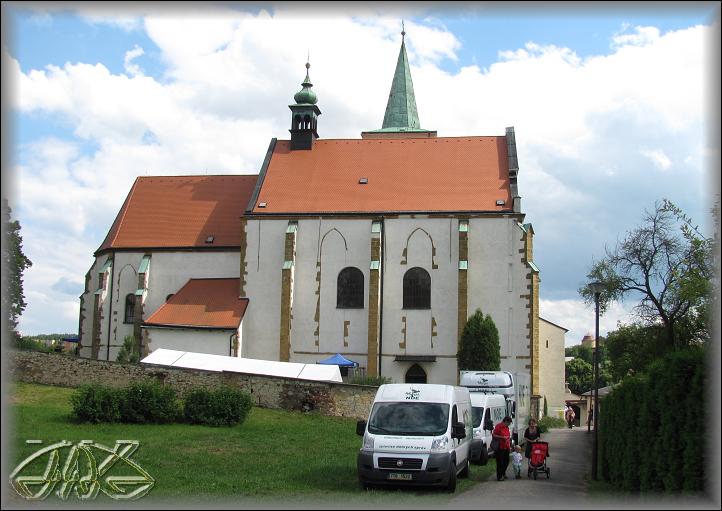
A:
[
  {"xmin": 468, "ymin": 392, "xmax": 507, "ymax": 464},
  {"xmin": 356, "ymin": 384, "xmax": 472, "ymax": 491},
  {"xmin": 460, "ymin": 370, "xmax": 531, "ymax": 446}
]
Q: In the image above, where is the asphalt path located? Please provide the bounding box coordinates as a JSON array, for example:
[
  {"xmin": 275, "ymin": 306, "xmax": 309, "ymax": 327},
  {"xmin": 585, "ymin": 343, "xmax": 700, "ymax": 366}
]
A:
[{"xmin": 447, "ymin": 425, "xmax": 592, "ymax": 509}]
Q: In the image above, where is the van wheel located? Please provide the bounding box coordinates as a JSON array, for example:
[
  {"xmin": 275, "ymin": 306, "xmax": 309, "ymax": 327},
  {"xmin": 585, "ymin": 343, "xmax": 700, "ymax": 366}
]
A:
[
  {"xmin": 446, "ymin": 460, "xmax": 457, "ymax": 492},
  {"xmin": 479, "ymin": 445, "xmax": 489, "ymax": 466},
  {"xmin": 459, "ymin": 458, "xmax": 470, "ymax": 478}
]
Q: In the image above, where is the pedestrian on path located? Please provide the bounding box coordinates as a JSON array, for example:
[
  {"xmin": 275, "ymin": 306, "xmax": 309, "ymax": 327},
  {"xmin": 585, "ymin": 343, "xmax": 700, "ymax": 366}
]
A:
[
  {"xmin": 492, "ymin": 416, "xmax": 513, "ymax": 481},
  {"xmin": 524, "ymin": 418, "xmax": 542, "ymax": 457},
  {"xmin": 565, "ymin": 406, "xmax": 575, "ymax": 429}
]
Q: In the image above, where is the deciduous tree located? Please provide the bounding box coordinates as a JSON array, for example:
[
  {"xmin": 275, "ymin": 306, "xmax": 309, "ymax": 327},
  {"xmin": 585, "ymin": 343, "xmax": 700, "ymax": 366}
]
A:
[
  {"xmin": 2, "ymin": 199, "xmax": 32, "ymax": 341},
  {"xmin": 580, "ymin": 199, "xmax": 714, "ymax": 350}
]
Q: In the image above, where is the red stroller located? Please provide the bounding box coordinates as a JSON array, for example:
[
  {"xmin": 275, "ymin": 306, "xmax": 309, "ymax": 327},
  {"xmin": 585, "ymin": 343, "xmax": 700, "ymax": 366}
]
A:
[{"xmin": 527, "ymin": 440, "xmax": 550, "ymax": 479}]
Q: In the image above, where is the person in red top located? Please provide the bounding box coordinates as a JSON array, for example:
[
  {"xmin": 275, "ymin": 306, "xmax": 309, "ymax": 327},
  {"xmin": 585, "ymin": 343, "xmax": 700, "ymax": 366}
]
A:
[{"xmin": 492, "ymin": 416, "xmax": 513, "ymax": 481}]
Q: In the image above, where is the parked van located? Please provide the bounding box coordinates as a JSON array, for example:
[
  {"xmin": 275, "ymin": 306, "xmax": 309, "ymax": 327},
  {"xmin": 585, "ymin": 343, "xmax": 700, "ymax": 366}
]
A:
[
  {"xmin": 469, "ymin": 392, "xmax": 507, "ymax": 464},
  {"xmin": 356, "ymin": 384, "xmax": 472, "ymax": 491},
  {"xmin": 460, "ymin": 370, "xmax": 531, "ymax": 446}
]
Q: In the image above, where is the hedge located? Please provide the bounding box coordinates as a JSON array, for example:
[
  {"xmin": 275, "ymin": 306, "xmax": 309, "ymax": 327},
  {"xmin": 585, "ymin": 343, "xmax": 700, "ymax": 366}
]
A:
[
  {"xmin": 70, "ymin": 384, "xmax": 121, "ymax": 423},
  {"xmin": 119, "ymin": 380, "xmax": 180, "ymax": 424},
  {"xmin": 71, "ymin": 381, "xmax": 253, "ymax": 428},
  {"xmin": 598, "ymin": 347, "xmax": 705, "ymax": 493},
  {"xmin": 183, "ymin": 386, "xmax": 253, "ymax": 426}
]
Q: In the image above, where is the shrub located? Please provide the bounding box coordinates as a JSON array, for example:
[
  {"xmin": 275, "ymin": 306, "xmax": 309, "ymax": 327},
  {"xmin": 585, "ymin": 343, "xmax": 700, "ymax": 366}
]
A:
[
  {"xmin": 116, "ymin": 335, "xmax": 140, "ymax": 364},
  {"xmin": 70, "ymin": 384, "xmax": 121, "ymax": 423},
  {"xmin": 15, "ymin": 336, "xmax": 55, "ymax": 353},
  {"xmin": 537, "ymin": 415, "xmax": 565, "ymax": 433},
  {"xmin": 184, "ymin": 386, "xmax": 253, "ymax": 426},
  {"xmin": 348, "ymin": 375, "xmax": 393, "ymax": 386},
  {"xmin": 120, "ymin": 380, "xmax": 180, "ymax": 424}
]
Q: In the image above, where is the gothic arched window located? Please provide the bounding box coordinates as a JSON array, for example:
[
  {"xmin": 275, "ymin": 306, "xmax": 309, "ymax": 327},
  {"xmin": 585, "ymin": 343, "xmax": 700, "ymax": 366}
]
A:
[
  {"xmin": 124, "ymin": 294, "xmax": 136, "ymax": 324},
  {"xmin": 337, "ymin": 267, "xmax": 364, "ymax": 308},
  {"xmin": 403, "ymin": 267, "xmax": 431, "ymax": 309},
  {"xmin": 405, "ymin": 364, "xmax": 427, "ymax": 384}
]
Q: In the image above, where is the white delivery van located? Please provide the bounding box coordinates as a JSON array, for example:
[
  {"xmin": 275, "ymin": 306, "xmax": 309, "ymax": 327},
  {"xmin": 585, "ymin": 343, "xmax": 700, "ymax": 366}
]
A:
[
  {"xmin": 468, "ymin": 392, "xmax": 507, "ymax": 464},
  {"xmin": 356, "ymin": 384, "xmax": 472, "ymax": 491},
  {"xmin": 460, "ymin": 370, "xmax": 531, "ymax": 446}
]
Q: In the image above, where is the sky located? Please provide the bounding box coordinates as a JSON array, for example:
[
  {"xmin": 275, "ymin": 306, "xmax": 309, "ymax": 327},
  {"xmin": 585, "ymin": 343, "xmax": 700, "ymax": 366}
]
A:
[{"xmin": 2, "ymin": 1, "xmax": 720, "ymax": 348}]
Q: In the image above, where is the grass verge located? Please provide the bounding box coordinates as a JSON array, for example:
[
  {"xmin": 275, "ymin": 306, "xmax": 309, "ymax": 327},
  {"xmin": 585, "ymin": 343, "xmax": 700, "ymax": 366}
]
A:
[{"xmin": 8, "ymin": 383, "xmax": 494, "ymax": 504}]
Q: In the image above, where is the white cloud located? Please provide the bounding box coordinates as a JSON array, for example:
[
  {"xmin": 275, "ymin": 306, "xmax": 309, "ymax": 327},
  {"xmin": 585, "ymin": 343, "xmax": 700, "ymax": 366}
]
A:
[
  {"xmin": 641, "ymin": 148, "xmax": 673, "ymax": 170},
  {"xmin": 7, "ymin": 9, "xmax": 712, "ymax": 334},
  {"xmin": 612, "ymin": 25, "xmax": 661, "ymax": 48},
  {"xmin": 540, "ymin": 299, "xmax": 637, "ymax": 347},
  {"xmin": 123, "ymin": 45, "xmax": 145, "ymax": 76}
]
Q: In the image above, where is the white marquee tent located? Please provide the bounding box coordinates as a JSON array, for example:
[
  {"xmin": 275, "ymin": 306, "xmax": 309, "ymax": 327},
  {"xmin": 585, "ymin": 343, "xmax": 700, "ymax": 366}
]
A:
[{"xmin": 141, "ymin": 349, "xmax": 342, "ymax": 383}]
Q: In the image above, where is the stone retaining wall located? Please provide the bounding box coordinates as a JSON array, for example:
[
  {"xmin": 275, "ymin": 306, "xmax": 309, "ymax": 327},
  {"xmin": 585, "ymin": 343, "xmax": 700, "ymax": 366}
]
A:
[{"xmin": 8, "ymin": 351, "xmax": 377, "ymax": 420}]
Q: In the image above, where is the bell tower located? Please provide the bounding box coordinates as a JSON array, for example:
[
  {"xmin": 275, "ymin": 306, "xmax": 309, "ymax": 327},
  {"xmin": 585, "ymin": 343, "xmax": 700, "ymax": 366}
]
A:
[{"xmin": 289, "ymin": 61, "xmax": 321, "ymax": 150}]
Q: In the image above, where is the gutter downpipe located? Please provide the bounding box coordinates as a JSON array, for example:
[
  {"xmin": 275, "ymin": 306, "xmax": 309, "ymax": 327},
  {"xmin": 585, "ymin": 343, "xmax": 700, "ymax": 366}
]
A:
[
  {"xmin": 378, "ymin": 219, "xmax": 385, "ymax": 376},
  {"xmin": 106, "ymin": 254, "xmax": 115, "ymax": 361}
]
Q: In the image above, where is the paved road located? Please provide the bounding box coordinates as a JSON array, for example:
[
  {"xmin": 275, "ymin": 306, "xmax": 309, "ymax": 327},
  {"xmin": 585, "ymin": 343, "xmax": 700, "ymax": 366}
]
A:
[{"xmin": 447, "ymin": 425, "xmax": 593, "ymax": 509}]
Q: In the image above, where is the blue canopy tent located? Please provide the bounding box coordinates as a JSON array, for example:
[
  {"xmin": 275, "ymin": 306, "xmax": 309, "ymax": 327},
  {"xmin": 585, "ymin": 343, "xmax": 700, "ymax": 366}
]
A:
[{"xmin": 317, "ymin": 353, "xmax": 359, "ymax": 367}]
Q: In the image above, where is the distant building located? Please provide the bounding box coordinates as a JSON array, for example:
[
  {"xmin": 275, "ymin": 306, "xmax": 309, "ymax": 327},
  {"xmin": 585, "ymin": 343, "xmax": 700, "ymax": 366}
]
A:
[{"xmin": 538, "ymin": 317, "xmax": 568, "ymax": 419}]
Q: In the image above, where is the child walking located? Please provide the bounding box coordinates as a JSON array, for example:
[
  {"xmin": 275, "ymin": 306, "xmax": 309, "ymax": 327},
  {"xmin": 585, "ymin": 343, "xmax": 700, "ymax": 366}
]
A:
[{"xmin": 511, "ymin": 445, "xmax": 524, "ymax": 479}]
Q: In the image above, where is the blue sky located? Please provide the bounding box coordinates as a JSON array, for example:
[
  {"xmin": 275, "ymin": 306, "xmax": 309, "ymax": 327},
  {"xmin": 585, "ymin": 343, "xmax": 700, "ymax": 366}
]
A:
[{"xmin": 2, "ymin": 2, "xmax": 720, "ymax": 345}]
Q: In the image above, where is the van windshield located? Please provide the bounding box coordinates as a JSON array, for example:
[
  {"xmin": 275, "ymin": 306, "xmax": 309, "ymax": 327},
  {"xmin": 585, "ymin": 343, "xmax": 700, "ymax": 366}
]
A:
[
  {"xmin": 472, "ymin": 407, "xmax": 484, "ymax": 428},
  {"xmin": 368, "ymin": 402, "xmax": 450, "ymax": 436}
]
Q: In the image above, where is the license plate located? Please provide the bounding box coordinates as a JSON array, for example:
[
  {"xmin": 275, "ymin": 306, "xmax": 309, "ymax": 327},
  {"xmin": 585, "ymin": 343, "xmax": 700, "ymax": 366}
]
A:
[{"xmin": 388, "ymin": 473, "xmax": 412, "ymax": 481}]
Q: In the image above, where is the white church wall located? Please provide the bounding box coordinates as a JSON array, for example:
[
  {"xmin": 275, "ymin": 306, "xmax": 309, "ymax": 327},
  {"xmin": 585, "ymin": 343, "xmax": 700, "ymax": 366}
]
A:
[
  {"xmin": 380, "ymin": 217, "xmax": 458, "ymax": 384},
  {"xmin": 144, "ymin": 327, "xmax": 237, "ymax": 356},
  {"xmin": 145, "ymin": 251, "xmax": 240, "ymax": 316},
  {"xmin": 290, "ymin": 218, "xmax": 371, "ymax": 365},
  {"xmin": 467, "ymin": 218, "xmax": 530, "ymax": 375},
  {"xmin": 80, "ymin": 250, "xmax": 240, "ymax": 360},
  {"xmin": 242, "ymin": 219, "xmax": 287, "ymax": 361}
]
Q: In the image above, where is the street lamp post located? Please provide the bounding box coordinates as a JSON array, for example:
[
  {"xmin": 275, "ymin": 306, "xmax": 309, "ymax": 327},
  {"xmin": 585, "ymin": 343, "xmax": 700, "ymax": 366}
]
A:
[{"xmin": 589, "ymin": 281, "xmax": 604, "ymax": 481}]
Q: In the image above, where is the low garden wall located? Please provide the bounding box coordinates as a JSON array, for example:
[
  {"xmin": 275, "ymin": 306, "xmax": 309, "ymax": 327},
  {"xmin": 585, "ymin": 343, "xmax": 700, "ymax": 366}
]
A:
[{"xmin": 8, "ymin": 350, "xmax": 377, "ymax": 420}]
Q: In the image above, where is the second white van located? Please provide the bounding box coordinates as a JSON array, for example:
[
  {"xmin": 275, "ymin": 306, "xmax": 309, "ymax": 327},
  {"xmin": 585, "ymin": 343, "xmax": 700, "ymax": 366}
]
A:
[
  {"xmin": 468, "ymin": 392, "xmax": 508, "ymax": 464},
  {"xmin": 356, "ymin": 384, "xmax": 472, "ymax": 491}
]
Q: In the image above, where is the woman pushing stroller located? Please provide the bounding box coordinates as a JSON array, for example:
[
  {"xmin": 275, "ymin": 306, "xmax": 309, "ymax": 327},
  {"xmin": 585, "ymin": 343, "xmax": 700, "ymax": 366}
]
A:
[{"xmin": 524, "ymin": 418, "xmax": 550, "ymax": 478}]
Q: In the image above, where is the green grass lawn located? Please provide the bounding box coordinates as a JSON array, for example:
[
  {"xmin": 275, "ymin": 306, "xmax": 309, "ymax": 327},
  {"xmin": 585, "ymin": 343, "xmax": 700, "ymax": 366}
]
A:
[{"xmin": 8, "ymin": 383, "xmax": 494, "ymax": 505}]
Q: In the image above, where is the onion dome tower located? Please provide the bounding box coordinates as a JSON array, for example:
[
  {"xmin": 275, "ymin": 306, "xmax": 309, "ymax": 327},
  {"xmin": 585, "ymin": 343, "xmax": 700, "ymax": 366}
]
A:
[{"xmin": 289, "ymin": 61, "xmax": 321, "ymax": 150}]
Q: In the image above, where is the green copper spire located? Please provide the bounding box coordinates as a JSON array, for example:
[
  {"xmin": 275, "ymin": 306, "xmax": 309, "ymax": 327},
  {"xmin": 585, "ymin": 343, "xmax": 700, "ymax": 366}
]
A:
[
  {"xmin": 381, "ymin": 28, "xmax": 421, "ymax": 130},
  {"xmin": 293, "ymin": 61, "xmax": 318, "ymax": 105}
]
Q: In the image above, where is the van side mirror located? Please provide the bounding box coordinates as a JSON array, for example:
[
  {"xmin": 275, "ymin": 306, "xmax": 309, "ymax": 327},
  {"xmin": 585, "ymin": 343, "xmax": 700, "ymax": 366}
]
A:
[
  {"xmin": 452, "ymin": 422, "xmax": 466, "ymax": 439},
  {"xmin": 356, "ymin": 420, "xmax": 367, "ymax": 436}
]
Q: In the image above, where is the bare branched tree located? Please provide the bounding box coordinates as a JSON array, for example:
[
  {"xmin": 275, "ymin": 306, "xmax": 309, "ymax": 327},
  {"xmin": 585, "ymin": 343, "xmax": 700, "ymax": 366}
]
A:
[{"xmin": 579, "ymin": 199, "xmax": 715, "ymax": 350}]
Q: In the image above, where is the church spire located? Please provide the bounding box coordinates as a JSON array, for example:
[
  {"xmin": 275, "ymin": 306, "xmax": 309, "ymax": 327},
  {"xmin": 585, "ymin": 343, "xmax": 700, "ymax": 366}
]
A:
[
  {"xmin": 289, "ymin": 60, "xmax": 321, "ymax": 150},
  {"xmin": 381, "ymin": 24, "xmax": 421, "ymax": 130}
]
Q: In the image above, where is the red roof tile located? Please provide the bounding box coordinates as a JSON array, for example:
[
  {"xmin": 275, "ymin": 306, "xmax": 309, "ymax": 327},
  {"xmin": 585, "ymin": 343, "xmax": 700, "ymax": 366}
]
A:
[
  {"xmin": 97, "ymin": 175, "xmax": 258, "ymax": 252},
  {"xmin": 251, "ymin": 137, "xmax": 511, "ymax": 214},
  {"xmin": 144, "ymin": 278, "xmax": 248, "ymax": 330}
]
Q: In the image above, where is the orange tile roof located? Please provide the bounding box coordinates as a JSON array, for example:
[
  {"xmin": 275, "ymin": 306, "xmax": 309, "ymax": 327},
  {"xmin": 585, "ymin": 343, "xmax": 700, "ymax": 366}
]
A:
[
  {"xmin": 97, "ymin": 175, "xmax": 258, "ymax": 252},
  {"xmin": 251, "ymin": 137, "xmax": 511, "ymax": 214},
  {"xmin": 144, "ymin": 278, "xmax": 248, "ymax": 329}
]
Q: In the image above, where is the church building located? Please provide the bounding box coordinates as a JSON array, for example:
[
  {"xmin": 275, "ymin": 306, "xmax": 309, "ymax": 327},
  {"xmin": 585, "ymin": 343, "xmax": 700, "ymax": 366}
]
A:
[{"xmin": 78, "ymin": 31, "xmax": 545, "ymax": 393}]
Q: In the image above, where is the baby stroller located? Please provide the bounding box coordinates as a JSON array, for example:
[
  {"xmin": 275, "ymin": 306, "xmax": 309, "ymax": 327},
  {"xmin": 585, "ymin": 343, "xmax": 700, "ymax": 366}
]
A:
[{"xmin": 527, "ymin": 440, "xmax": 550, "ymax": 479}]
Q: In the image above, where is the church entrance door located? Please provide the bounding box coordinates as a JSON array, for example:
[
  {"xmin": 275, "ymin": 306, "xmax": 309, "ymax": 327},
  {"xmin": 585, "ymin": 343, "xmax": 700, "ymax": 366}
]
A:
[{"xmin": 405, "ymin": 364, "xmax": 427, "ymax": 383}]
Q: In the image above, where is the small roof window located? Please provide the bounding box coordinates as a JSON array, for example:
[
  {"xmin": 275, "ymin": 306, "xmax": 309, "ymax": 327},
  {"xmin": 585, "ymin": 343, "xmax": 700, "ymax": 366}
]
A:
[
  {"xmin": 258, "ymin": 202, "xmax": 267, "ymax": 208},
  {"xmin": 205, "ymin": 235, "xmax": 215, "ymax": 244},
  {"xmin": 359, "ymin": 178, "xmax": 368, "ymax": 184}
]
